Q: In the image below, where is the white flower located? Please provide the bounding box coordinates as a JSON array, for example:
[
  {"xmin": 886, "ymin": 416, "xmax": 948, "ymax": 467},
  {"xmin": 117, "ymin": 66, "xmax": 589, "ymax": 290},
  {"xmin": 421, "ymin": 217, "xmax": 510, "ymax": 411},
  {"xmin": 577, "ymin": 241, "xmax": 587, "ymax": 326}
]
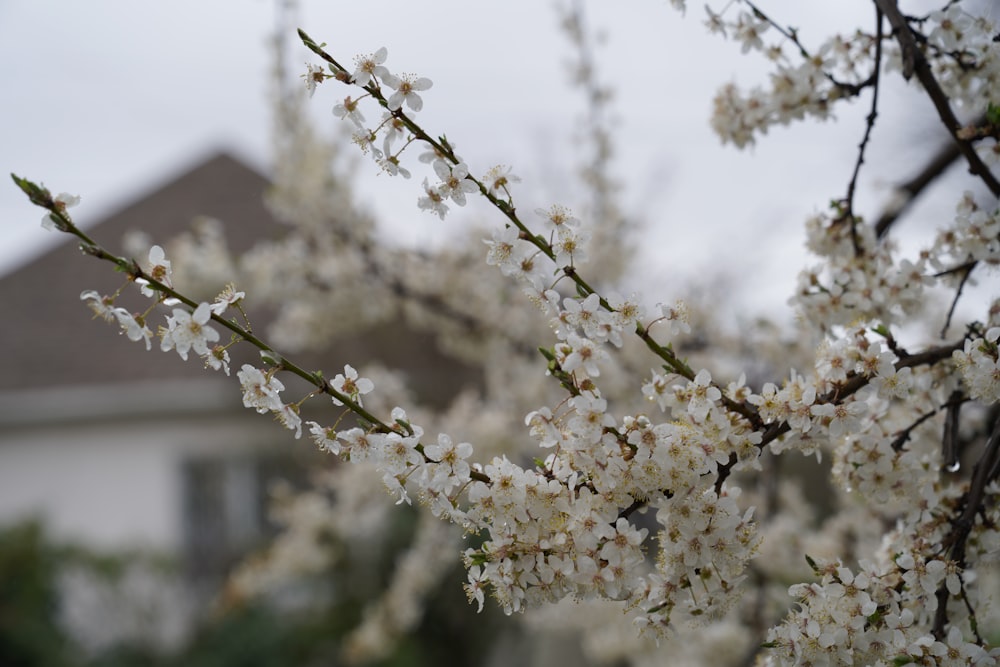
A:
[
  {"xmin": 275, "ymin": 403, "xmax": 302, "ymax": 439},
  {"xmin": 42, "ymin": 192, "xmax": 80, "ymax": 231},
  {"xmin": 417, "ymin": 178, "xmax": 449, "ymax": 219},
  {"xmin": 642, "ymin": 372, "xmax": 672, "ymax": 412},
  {"xmin": 688, "ymin": 369, "xmax": 722, "ymax": 420},
  {"xmin": 465, "ymin": 565, "xmax": 486, "ymax": 612},
  {"xmin": 871, "ymin": 359, "xmax": 913, "ymax": 400},
  {"xmin": 552, "ymin": 228, "xmax": 590, "ymax": 266},
  {"xmin": 238, "ymin": 364, "xmax": 285, "ymax": 414},
  {"xmin": 433, "ymin": 160, "xmax": 478, "ymax": 206},
  {"xmin": 332, "ymin": 95, "xmax": 366, "ymax": 128},
  {"xmin": 331, "ymin": 364, "xmax": 375, "ymax": 407},
  {"xmin": 655, "ymin": 301, "xmax": 692, "ymax": 337},
  {"xmin": 607, "ymin": 292, "xmax": 644, "ymax": 331},
  {"xmin": 557, "ymin": 334, "xmax": 608, "ymax": 378},
  {"xmin": 351, "ymin": 131, "xmax": 384, "ymax": 160},
  {"xmin": 141, "ymin": 245, "xmax": 172, "ymax": 297},
  {"xmin": 535, "ymin": 205, "xmax": 580, "ymax": 234},
  {"xmin": 160, "ymin": 302, "xmax": 220, "ymax": 361},
  {"xmin": 562, "ymin": 293, "xmax": 605, "ymax": 340},
  {"xmin": 352, "ymin": 47, "xmax": 389, "ymax": 87},
  {"xmin": 379, "ymin": 112, "xmax": 407, "ymax": 153},
  {"xmin": 112, "ymin": 309, "xmax": 153, "ymax": 351},
  {"xmin": 734, "ymin": 11, "xmax": 769, "ymax": 54},
  {"xmin": 209, "ymin": 284, "xmax": 245, "ymax": 316},
  {"xmin": 307, "ymin": 421, "xmax": 340, "ymax": 455},
  {"xmin": 381, "ymin": 72, "xmax": 432, "ymax": 111},
  {"xmin": 810, "ymin": 400, "xmax": 866, "ymax": 438},
  {"xmin": 704, "ymin": 6, "xmax": 725, "ymax": 34},
  {"xmin": 484, "ymin": 226, "xmax": 519, "ymax": 270},
  {"xmin": 378, "ymin": 155, "xmax": 411, "ymax": 178},
  {"xmin": 569, "ymin": 391, "xmax": 615, "ymax": 444},
  {"xmin": 81, "ymin": 290, "xmax": 152, "ymax": 349},
  {"xmin": 422, "ymin": 433, "xmax": 473, "ymax": 494},
  {"xmin": 80, "ymin": 290, "xmax": 116, "ymax": 322},
  {"xmin": 303, "ymin": 63, "xmax": 325, "ymax": 97},
  {"xmin": 203, "ymin": 345, "xmax": 230, "ymax": 375},
  {"xmin": 419, "ymin": 140, "xmax": 460, "ymax": 164},
  {"xmin": 483, "ymin": 165, "xmax": 520, "ymax": 198}
]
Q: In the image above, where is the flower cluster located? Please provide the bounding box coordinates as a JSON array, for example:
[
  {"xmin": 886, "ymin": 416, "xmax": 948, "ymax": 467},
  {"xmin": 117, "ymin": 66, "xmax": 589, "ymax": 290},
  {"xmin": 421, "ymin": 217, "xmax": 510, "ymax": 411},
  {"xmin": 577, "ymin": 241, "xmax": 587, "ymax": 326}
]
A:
[
  {"xmin": 953, "ymin": 328, "xmax": 1000, "ymax": 404},
  {"xmin": 708, "ymin": 26, "xmax": 869, "ymax": 147},
  {"xmin": 765, "ymin": 548, "xmax": 999, "ymax": 666},
  {"xmin": 79, "ymin": 245, "xmax": 242, "ymax": 375}
]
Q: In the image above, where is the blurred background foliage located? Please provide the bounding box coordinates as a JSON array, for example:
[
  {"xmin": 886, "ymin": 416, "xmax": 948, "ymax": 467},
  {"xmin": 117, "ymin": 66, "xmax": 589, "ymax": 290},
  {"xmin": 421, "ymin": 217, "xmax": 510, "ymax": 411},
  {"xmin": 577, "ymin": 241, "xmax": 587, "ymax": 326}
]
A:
[{"xmin": 0, "ymin": 517, "xmax": 509, "ymax": 667}]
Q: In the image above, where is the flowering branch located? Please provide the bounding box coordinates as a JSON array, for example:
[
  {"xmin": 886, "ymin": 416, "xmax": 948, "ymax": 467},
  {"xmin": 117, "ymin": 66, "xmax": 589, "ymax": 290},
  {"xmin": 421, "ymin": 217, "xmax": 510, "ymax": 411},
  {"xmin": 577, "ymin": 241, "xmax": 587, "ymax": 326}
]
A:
[
  {"xmin": 11, "ymin": 172, "xmax": 490, "ymax": 484},
  {"xmin": 296, "ymin": 30, "xmax": 725, "ymax": 402},
  {"xmin": 874, "ymin": 0, "xmax": 1000, "ymax": 196}
]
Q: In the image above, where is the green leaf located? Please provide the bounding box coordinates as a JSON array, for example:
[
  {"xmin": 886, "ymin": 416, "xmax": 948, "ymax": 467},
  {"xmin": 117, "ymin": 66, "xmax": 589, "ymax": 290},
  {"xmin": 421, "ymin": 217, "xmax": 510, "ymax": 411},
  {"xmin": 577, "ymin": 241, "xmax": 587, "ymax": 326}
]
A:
[
  {"xmin": 804, "ymin": 553, "xmax": 818, "ymax": 573},
  {"xmin": 260, "ymin": 349, "xmax": 283, "ymax": 366},
  {"xmin": 872, "ymin": 324, "xmax": 891, "ymax": 338},
  {"xmin": 394, "ymin": 418, "xmax": 414, "ymax": 436},
  {"xmin": 11, "ymin": 174, "xmax": 54, "ymax": 209},
  {"xmin": 987, "ymin": 102, "xmax": 1000, "ymax": 126}
]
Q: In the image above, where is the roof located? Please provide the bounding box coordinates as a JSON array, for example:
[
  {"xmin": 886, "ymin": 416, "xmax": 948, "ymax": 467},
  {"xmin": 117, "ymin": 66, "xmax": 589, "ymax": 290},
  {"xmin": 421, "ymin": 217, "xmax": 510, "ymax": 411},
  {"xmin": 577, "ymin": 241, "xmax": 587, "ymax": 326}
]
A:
[
  {"xmin": 0, "ymin": 151, "xmax": 281, "ymax": 393},
  {"xmin": 1, "ymin": 150, "xmax": 477, "ymax": 404}
]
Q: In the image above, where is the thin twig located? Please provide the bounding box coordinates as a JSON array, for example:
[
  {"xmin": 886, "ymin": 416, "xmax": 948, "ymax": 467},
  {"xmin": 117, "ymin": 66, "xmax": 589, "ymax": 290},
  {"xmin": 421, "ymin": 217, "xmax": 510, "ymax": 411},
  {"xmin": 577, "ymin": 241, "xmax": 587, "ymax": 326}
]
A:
[
  {"xmin": 742, "ymin": 0, "xmax": 878, "ymax": 95},
  {"xmin": 843, "ymin": 5, "xmax": 884, "ymax": 257},
  {"xmin": 940, "ymin": 262, "xmax": 974, "ymax": 339}
]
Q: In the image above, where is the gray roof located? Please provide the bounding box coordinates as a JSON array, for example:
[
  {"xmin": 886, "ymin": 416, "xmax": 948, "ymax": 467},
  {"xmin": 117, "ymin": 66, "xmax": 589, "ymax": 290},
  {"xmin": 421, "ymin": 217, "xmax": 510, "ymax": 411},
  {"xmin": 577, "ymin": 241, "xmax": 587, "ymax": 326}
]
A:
[
  {"xmin": 1, "ymin": 151, "xmax": 280, "ymax": 393},
  {"xmin": 1, "ymin": 150, "xmax": 477, "ymax": 405}
]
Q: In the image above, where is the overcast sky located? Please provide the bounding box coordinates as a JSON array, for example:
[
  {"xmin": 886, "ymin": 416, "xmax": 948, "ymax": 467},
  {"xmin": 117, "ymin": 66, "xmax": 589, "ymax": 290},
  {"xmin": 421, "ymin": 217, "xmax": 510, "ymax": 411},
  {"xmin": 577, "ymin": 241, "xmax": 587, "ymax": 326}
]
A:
[{"xmin": 1, "ymin": 0, "xmax": 966, "ymax": 320}]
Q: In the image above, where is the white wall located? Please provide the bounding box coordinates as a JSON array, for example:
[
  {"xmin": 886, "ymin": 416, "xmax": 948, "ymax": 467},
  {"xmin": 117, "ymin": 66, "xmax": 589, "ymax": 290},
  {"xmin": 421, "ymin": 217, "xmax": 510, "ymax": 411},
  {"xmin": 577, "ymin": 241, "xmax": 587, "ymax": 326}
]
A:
[{"xmin": 0, "ymin": 380, "xmax": 296, "ymax": 551}]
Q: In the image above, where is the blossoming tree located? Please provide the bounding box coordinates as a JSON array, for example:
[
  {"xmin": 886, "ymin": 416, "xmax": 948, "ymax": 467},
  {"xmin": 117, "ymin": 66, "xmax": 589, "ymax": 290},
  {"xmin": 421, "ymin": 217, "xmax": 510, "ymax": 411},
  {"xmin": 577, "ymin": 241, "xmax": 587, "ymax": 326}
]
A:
[{"xmin": 13, "ymin": 0, "xmax": 1000, "ymax": 664}]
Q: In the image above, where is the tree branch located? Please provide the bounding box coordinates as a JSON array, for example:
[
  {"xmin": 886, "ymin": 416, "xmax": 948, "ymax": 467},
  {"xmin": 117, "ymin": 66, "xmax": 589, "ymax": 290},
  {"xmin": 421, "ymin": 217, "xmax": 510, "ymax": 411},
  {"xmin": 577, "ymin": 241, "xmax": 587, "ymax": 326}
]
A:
[
  {"xmin": 874, "ymin": 136, "xmax": 962, "ymax": 238},
  {"xmin": 873, "ymin": 0, "xmax": 1000, "ymax": 197}
]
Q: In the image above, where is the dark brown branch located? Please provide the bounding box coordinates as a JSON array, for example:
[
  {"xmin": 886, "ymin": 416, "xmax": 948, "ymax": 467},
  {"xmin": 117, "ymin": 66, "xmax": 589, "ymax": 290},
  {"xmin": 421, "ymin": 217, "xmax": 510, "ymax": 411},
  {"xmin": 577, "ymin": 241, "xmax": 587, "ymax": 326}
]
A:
[
  {"xmin": 932, "ymin": 414, "xmax": 1000, "ymax": 639},
  {"xmin": 941, "ymin": 390, "xmax": 965, "ymax": 471},
  {"xmin": 891, "ymin": 407, "xmax": 940, "ymax": 452},
  {"xmin": 874, "ymin": 138, "xmax": 962, "ymax": 238},
  {"xmin": 873, "ymin": 0, "xmax": 1000, "ymax": 197}
]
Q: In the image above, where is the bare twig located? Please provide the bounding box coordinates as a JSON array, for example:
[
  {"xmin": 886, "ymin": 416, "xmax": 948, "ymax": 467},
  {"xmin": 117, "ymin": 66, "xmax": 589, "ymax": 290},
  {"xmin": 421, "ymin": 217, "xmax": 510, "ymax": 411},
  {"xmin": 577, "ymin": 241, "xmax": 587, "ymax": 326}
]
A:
[
  {"xmin": 940, "ymin": 262, "xmax": 974, "ymax": 339},
  {"xmin": 843, "ymin": 5, "xmax": 884, "ymax": 257}
]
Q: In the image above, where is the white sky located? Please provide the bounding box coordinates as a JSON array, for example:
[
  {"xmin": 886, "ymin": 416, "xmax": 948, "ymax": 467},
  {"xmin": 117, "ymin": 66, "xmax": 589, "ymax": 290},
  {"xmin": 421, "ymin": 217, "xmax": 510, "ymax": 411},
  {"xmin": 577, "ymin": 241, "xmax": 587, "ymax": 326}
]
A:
[{"xmin": 1, "ymin": 0, "xmax": 968, "ymax": 320}]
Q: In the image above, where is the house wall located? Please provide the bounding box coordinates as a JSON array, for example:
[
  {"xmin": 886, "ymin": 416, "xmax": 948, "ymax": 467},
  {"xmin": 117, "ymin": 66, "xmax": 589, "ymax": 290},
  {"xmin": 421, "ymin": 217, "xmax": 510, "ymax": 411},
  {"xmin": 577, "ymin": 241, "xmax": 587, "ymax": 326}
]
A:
[{"xmin": 0, "ymin": 380, "xmax": 302, "ymax": 552}]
